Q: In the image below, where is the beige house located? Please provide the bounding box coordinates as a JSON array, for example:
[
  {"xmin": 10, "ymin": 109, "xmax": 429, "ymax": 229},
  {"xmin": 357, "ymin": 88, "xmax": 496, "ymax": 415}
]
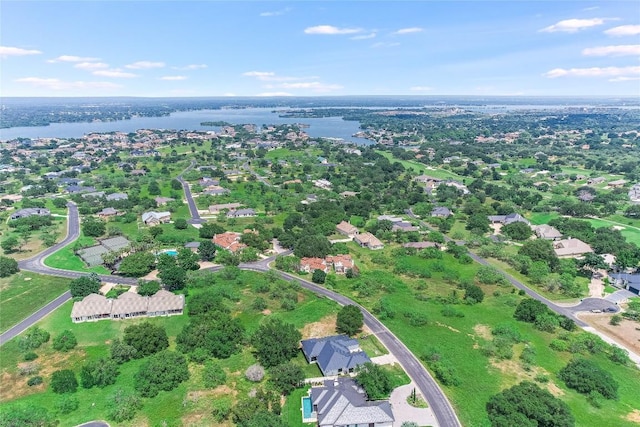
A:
[
  {"xmin": 336, "ymin": 221, "xmax": 359, "ymax": 237},
  {"xmin": 71, "ymin": 290, "xmax": 185, "ymax": 323},
  {"xmin": 553, "ymin": 238, "xmax": 593, "ymax": 258},
  {"xmin": 142, "ymin": 211, "xmax": 171, "ymax": 226},
  {"xmin": 533, "ymin": 224, "xmax": 563, "ymax": 240},
  {"xmin": 71, "ymin": 294, "xmax": 112, "ymax": 323},
  {"xmin": 354, "ymin": 232, "xmax": 384, "ymax": 250}
]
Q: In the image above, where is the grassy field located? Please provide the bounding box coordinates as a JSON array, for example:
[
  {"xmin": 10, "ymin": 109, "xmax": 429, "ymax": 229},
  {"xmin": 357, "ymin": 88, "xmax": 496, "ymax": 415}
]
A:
[
  {"xmin": 0, "ymin": 272, "xmax": 70, "ymax": 334},
  {"xmin": 1, "ymin": 217, "xmax": 68, "ymax": 261},
  {"xmin": 375, "ymin": 151, "xmax": 467, "ymax": 182},
  {"xmin": 587, "ymin": 217, "xmax": 640, "ymax": 246},
  {"xmin": 528, "ymin": 212, "xmax": 560, "ymax": 225}
]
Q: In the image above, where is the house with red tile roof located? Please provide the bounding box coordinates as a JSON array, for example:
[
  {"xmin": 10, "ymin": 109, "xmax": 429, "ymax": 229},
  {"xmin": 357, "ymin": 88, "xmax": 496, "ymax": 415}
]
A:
[
  {"xmin": 213, "ymin": 231, "xmax": 247, "ymax": 253},
  {"xmin": 325, "ymin": 254, "xmax": 354, "ymax": 274},
  {"xmin": 300, "ymin": 257, "xmax": 329, "ymax": 273}
]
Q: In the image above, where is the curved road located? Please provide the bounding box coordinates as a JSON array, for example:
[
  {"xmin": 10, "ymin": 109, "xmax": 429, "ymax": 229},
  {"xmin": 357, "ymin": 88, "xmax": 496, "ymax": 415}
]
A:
[{"xmin": 177, "ymin": 160, "xmax": 206, "ymax": 224}]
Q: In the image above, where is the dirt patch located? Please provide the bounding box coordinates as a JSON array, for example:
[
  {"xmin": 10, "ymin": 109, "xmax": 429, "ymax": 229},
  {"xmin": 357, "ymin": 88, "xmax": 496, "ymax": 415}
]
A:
[
  {"xmin": 580, "ymin": 314, "xmax": 640, "ymax": 354},
  {"xmin": 435, "ymin": 321, "xmax": 460, "ymax": 333},
  {"xmin": 490, "ymin": 358, "xmax": 563, "ymax": 396},
  {"xmin": 261, "ymin": 309, "xmax": 272, "ymax": 315},
  {"xmin": 300, "ymin": 315, "xmax": 337, "ymax": 339},
  {"xmin": 474, "ymin": 324, "xmax": 492, "ymax": 340},
  {"xmin": 546, "ymin": 382, "xmax": 565, "ymax": 397},
  {"xmin": 625, "ymin": 409, "xmax": 640, "ymax": 423}
]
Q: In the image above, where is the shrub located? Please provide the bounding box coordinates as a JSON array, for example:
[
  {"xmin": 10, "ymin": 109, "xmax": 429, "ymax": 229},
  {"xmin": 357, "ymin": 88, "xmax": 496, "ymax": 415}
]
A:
[
  {"xmin": 550, "ymin": 339, "xmax": 569, "ymax": 352},
  {"xmin": 268, "ymin": 362, "xmax": 304, "ymax": 395},
  {"xmin": 23, "ymin": 352, "xmax": 38, "ymax": 361},
  {"xmin": 202, "ymin": 361, "xmax": 227, "ymax": 388},
  {"xmin": 18, "ymin": 327, "xmax": 50, "ymax": 352},
  {"xmin": 246, "ymin": 364, "xmax": 265, "ymax": 382},
  {"xmin": 211, "ymin": 397, "xmax": 233, "ymax": 422},
  {"xmin": 55, "ymin": 395, "xmax": 79, "ymax": 414},
  {"xmin": 252, "ymin": 297, "xmax": 267, "ymax": 311},
  {"xmin": 134, "ymin": 351, "xmax": 189, "ymax": 398},
  {"xmin": 336, "ymin": 305, "xmax": 364, "ymax": 336},
  {"xmin": 441, "ymin": 306, "xmax": 464, "ymax": 318},
  {"xmin": 356, "ymin": 362, "xmax": 393, "ymax": 399},
  {"xmin": 52, "ymin": 330, "xmax": 77, "ymax": 352},
  {"xmin": 27, "ymin": 376, "xmax": 43, "ymax": 386},
  {"xmin": 107, "ymin": 389, "xmax": 142, "ymax": 422},
  {"xmin": 559, "ymin": 358, "xmax": 618, "ymax": 400},
  {"xmin": 50, "ymin": 370, "xmax": 78, "ymax": 394},
  {"xmin": 432, "ymin": 362, "xmax": 461, "ymax": 386}
]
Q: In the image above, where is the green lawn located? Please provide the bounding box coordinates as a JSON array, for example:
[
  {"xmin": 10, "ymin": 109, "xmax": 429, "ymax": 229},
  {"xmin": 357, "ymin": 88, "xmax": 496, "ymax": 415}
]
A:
[
  {"xmin": 376, "ymin": 150, "xmax": 467, "ymax": 181},
  {"xmin": 586, "ymin": 217, "xmax": 640, "ymax": 246},
  {"xmin": 528, "ymin": 212, "xmax": 560, "ymax": 225},
  {"xmin": 43, "ymin": 235, "xmax": 110, "ymax": 275},
  {"xmin": 359, "ymin": 334, "xmax": 389, "ymax": 357},
  {"xmin": 282, "ymin": 386, "xmax": 314, "ymax": 427},
  {"xmin": 0, "ymin": 272, "xmax": 70, "ymax": 333}
]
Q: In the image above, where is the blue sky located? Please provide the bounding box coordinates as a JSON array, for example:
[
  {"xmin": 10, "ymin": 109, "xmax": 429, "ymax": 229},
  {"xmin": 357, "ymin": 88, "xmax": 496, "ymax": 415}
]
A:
[{"xmin": 1, "ymin": 1, "xmax": 639, "ymax": 97}]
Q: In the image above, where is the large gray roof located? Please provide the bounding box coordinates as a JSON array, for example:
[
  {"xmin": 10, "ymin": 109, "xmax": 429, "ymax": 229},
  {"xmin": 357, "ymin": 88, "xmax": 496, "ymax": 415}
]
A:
[{"xmin": 301, "ymin": 335, "xmax": 371, "ymax": 376}]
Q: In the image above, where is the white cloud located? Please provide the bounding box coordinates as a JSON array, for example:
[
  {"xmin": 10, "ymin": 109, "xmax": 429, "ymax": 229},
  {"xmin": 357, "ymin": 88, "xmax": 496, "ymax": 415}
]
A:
[
  {"xmin": 124, "ymin": 61, "xmax": 165, "ymax": 69},
  {"xmin": 304, "ymin": 25, "xmax": 362, "ymax": 35},
  {"xmin": 74, "ymin": 62, "xmax": 109, "ymax": 70},
  {"xmin": 279, "ymin": 82, "xmax": 343, "ymax": 91},
  {"xmin": 394, "ymin": 27, "xmax": 424, "ymax": 35},
  {"xmin": 159, "ymin": 75, "xmax": 188, "ymax": 81},
  {"xmin": 93, "ymin": 69, "xmax": 138, "ymax": 78},
  {"xmin": 173, "ymin": 64, "xmax": 207, "ymax": 70},
  {"xmin": 243, "ymin": 71, "xmax": 275, "ymax": 79},
  {"xmin": 609, "ymin": 76, "xmax": 640, "ymax": 82},
  {"xmin": 243, "ymin": 71, "xmax": 316, "ymax": 82},
  {"xmin": 540, "ymin": 18, "xmax": 607, "ymax": 33},
  {"xmin": 543, "ymin": 66, "xmax": 640, "ymax": 78},
  {"xmin": 582, "ymin": 45, "xmax": 640, "ymax": 56},
  {"xmin": 372, "ymin": 42, "xmax": 400, "ymax": 48},
  {"xmin": 260, "ymin": 7, "xmax": 291, "ymax": 17},
  {"xmin": 410, "ymin": 86, "xmax": 434, "ymax": 91},
  {"xmin": 15, "ymin": 77, "xmax": 121, "ymax": 90},
  {"xmin": 351, "ymin": 33, "xmax": 376, "ymax": 40},
  {"xmin": 257, "ymin": 92, "xmax": 293, "ymax": 97},
  {"xmin": 0, "ymin": 46, "xmax": 42, "ymax": 57},
  {"xmin": 48, "ymin": 55, "xmax": 100, "ymax": 63},
  {"xmin": 604, "ymin": 25, "xmax": 640, "ymax": 36}
]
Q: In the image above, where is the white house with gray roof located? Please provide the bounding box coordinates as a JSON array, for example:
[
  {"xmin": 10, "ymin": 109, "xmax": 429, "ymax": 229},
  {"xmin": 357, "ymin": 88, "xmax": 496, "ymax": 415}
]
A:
[
  {"xmin": 301, "ymin": 335, "xmax": 371, "ymax": 376},
  {"xmin": 308, "ymin": 378, "xmax": 394, "ymax": 427}
]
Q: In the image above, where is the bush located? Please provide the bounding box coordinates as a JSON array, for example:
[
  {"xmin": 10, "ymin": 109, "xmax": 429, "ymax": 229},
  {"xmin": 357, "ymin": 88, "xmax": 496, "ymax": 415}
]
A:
[
  {"xmin": 464, "ymin": 284, "xmax": 484, "ymax": 304},
  {"xmin": 245, "ymin": 364, "xmax": 265, "ymax": 382},
  {"xmin": 432, "ymin": 362, "xmax": 461, "ymax": 386},
  {"xmin": 52, "ymin": 330, "xmax": 77, "ymax": 352},
  {"xmin": 18, "ymin": 327, "xmax": 50, "ymax": 352},
  {"xmin": 80, "ymin": 358, "xmax": 119, "ymax": 388},
  {"xmin": 252, "ymin": 297, "xmax": 267, "ymax": 311},
  {"xmin": 107, "ymin": 389, "xmax": 142, "ymax": 422},
  {"xmin": 50, "ymin": 370, "xmax": 78, "ymax": 394},
  {"xmin": 55, "ymin": 395, "xmax": 79, "ymax": 414},
  {"xmin": 110, "ymin": 338, "xmax": 137, "ymax": 363},
  {"xmin": 268, "ymin": 362, "xmax": 304, "ymax": 395},
  {"xmin": 550, "ymin": 339, "xmax": 569, "ymax": 352},
  {"xmin": 559, "ymin": 358, "xmax": 618, "ymax": 400},
  {"xmin": 441, "ymin": 306, "xmax": 464, "ymax": 318},
  {"xmin": 27, "ymin": 376, "xmax": 43, "ymax": 386},
  {"xmin": 134, "ymin": 350, "xmax": 189, "ymax": 398},
  {"xmin": 336, "ymin": 305, "xmax": 364, "ymax": 336},
  {"xmin": 211, "ymin": 397, "xmax": 233, "ymax": 422},
  {"xmin": 312, "ymin": 269, "xmax": 326, "ymax": 284},
  {"xmin": 0, "ymin": 255, "xmax": 19, "ymax": 277},
  {"xmin": 123, "ymin": 321, "xmax": 168, "ymax": 358},
  {"xmin": 202, "ymin": 361, "xmax": 227, "ymax": 388},
  {"xmin": 356, "ymin": 362, "xmax": 393, "ymax": 399},
  {"xmin": 23, "ymin": 352, "xmax": 38, "ymax": 361}
]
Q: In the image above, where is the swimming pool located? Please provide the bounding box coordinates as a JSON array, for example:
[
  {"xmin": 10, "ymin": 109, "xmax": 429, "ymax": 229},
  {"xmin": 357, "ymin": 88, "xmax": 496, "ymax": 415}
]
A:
[
  {"xmin": 302, "ymin": 396, "xmax": 313, "ymax": 420},
  {"xmin": 163, "ymin": 249, "xmax": 178, "ymax": 256}
]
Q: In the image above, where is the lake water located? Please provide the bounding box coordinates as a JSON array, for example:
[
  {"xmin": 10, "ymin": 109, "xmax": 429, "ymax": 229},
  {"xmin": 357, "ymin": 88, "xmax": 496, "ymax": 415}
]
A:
[{"xmin": 0, "ymin": 108, "xmax": 373, "ymax": 145}]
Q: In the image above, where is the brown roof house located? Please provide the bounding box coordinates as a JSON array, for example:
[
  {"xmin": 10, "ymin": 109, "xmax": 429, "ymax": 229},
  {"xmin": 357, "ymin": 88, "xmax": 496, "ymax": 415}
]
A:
[
  {"xmin": 553, "ymin": 238, "xmax": 594, "ymax": 259},
  {"xmin": 111, "ymin": 292, "xmax": 148, "ymax": 320},
  {"xmin": 71, "ymin": 294, "xmax": 112, "ymax": 323},
  {"xmin": 533, "ymin": 224, "xmax": 563, "ymax": 240},
  {"xmin": 300, "ymin": 257, "xmax": 329, "ymax": 274},
  {"xmin": 213, "ymin": 231, "xmax": 247, "ymax": 253},
  {"xmin": 325, "ymin": 255, "xmax": 354, "ymax": 274},
  {"xmin": 147, "ymin": 290, "xmax": 185, "ymax": 317},
  {"xmin": 71, "ymin": 290, "xmax": 184, "ymax": 323},
  {"xmin": 336, "ymin": 221, "xmax": 359, "ymax": 238},
  {"xmin": 354, "ymin": 232, "xmax": 384, "ymax": 250},
  {"xmin": 142, "ymin": 211, "xmax": 171, "ymax": 226}
]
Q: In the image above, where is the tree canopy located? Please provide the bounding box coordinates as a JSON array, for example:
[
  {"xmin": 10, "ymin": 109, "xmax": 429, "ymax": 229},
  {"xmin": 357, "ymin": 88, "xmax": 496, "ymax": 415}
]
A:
[
  {"xmin": 69, "ymin": 274, "xmax": 101, "ymax": 298},
  {"xmin": 559, "ymin": 358, "xmax": 618, "ymax": 400},
  {"xmin": 123, "ymin": 322, "xmax": 169, "ymax": 358},
  {"xmin": 336, "ymin": 305, "xmax": 364, "ymax": 336},
  {"xmin": 251, "ymin": 318, "xmax": 301, "ymax": 368},
  {"xmin": 134, "ymin": 350, "xmax": 189, "ymax": 397}
]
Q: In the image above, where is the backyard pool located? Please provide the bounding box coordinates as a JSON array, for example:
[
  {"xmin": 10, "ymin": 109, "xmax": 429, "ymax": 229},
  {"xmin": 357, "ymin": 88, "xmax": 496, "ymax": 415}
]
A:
[
  {"xmin": 302, "ymin": 396, "xmax": 313, "ymax": 421},
  {"xmin": 163, "ymin": 249, "xmax": 178, "ymax": 256}
]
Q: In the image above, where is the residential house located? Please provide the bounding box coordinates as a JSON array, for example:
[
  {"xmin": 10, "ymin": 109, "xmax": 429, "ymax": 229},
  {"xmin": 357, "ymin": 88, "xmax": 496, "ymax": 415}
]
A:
[
  {"xmin": 431, "ymin": 206, "xmax": 453, "ymax": 218},
  {"xmin": 392, "ymin": 221, "xmax": 420, "ymax": 232},
  {"xmin": 82, "ymin": 191, "xmax": 105, "ymax": 199},
  {"xmin": 184, "ymin": 241, "xmax": 200, "ymax": 252},
  {"xmin": 213, "ymin": 231, "xmax": 246, "ymax": 253},
  {"xmin": 227, "ymin": 208, "xmax": 256, "ymax": 218},
  {"xmin": 300, "ymin": 257, "xmax": 329, "ymax": 274},
  {"xmin": 377, "ymin": 215, "xmax": 403, "ymax": 223},
  {"xmin": 403, "ymin": 241, "xmax": 440, "ymax": 249},
  {"xmin": 130, "ymin": 169, "xmax": 147, "ymax": 176},
  {"xmin": 10, "ymin": 207, "xmax": 50, "ymax": 220},
  {"xmin": 111, "ymin": 292, "xmax": 149, "ymax": 320},
  {"xmin": 313, "ymin": 179, "xmax": 332, "ymax": 190},
  {"xmin": 339, "ymin": 191, "xmax": 358, "ymax": 198},
  {"xmin": 354, "ymin": 232, "xmax": 384, "ymax": 250},
  {"xmin": 106, "ymin": 192, "xmax": 128, "ymax": 201},
  {"xmin": 71, "ymin": 290, "xmax": 184, "ymax": 323},
  {"xmin": 146, "ymin": 290, "xmax": 185, "ymax": 317},
  {"xmin": 629, "ymin": 183, "xmax": 640, "ymax": 203},
  {"xmin": 533, "ymin": 224, "xmax": 563, "ymax": 240},
  {"xmin": 553, "ymin": 238, "xmax": 594, "ymax": 258},
  {"xmin": 307, "ymin": 378, "xmax": 394, "ymax": 427},
  {"xmin": 66, "ymin": 185, "xmax": 96, "ymax": 194},
  {"xmin": 610, "ymin": 273, "xmax": 640, "ymax": 295},
  {"xmin": 608, "ymin": 179, "xmax": 627, "ymax": 188},
  {"xmin": 141, "ymin": 211, "xmax": 171, "ymax": 226},
  {"xmin": 336, "ymin": 221, "xmax": 359, "ymax": 238},
  {"xmin": 71, "ymin": 294, "xmax": 112, "ymax": 323},
  {"xmin": 203, "ymin": 186, "xmax": 230, "ymax": 196},
  {"xmin": 209, "ymin": 203, "xmax": 242, "ymax": 214},
  {"xmin": 488, "ymin": 213, "xmax": 531, "ymax": 225},
  {"xmin": 587, "ymin": 177, "xmax": 605, "ymax": 185},
  {"xmin": 301, "ymin": 335, "xmax": 371, "ymax": 376},
  {"xmin": 325, "ymin": 255, "xmax": 354, "ymax": 274},
  {"xmin": 97, "ymin": 207, "xmax": 119, "ymax": 219},
  {"xmin": 154, "ymin": 196, "xmax": 175, "ymax": 206}
]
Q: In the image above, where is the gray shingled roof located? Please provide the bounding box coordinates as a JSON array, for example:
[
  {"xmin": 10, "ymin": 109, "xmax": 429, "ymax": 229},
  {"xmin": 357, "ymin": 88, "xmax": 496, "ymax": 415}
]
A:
[{"xmin": 301, "ymin": 335, "xmax": 371, "ymax": 376}]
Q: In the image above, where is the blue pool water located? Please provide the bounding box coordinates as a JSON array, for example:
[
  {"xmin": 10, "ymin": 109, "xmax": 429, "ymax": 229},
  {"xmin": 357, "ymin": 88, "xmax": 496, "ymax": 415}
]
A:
[
  {"xmin": 302, "ymin": 396, "xmax": 313, "ymax": 419},
  {"xmin": 164, "ymin": 250, "xmax": 178, "ymax": 256}
]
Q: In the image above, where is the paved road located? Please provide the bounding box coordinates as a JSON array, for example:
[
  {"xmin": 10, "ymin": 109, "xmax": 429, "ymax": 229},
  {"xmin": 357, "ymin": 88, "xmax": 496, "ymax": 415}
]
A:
[
  {"xmin": 242, "ymin": 161, "xmax": 272, "ymax": 187},
  {"xmin": 177, "ymin": 160, "xmax": 206, "ymax": 224},
  {"xmin": 242, "ymin": 263, "xmax": 461, "ymax": 427}
]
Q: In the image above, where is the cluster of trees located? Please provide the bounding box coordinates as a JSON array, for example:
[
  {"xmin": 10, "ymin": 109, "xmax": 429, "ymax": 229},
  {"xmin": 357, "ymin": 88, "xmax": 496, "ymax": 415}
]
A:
[
  {"xmin": 0, "ymin": 255, "xmax": 19, "ymax": 277},
  {"xmin": 513, "ymin": 298, "xmax": 575, "ymax": 333},
  {"xmin": 68, "ymin": 274, "xmax": 101, "ymax": 299}
]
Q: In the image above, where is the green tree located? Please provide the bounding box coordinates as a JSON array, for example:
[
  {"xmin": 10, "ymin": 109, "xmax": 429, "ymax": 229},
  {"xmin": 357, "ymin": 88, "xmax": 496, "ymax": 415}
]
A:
[
  {"xmin": 80, "ymin": 357, "xmax": 119, "ymax": 388},
  {"xmin": 55, "ymin": 394, "xmax": 79, "ymax": 414},
  {"xmin": 519, "ymin": 239, "xmax": 559, "ymax": 271},
  {"xmin": 174, "ymin": 218, "xmax": 188, "ymax": 229},
  {"xmin": 134, "ymin": 350, "xmax": 189, "ymax": 397},
  {"xmin": 177, "ymin": 247, "xmax": 200, "ymax": 271},
  {"xmin": 123, "ymin": 322, "xmax": 169, "ymax": 358},
  {"xmin": 336, "ymin": 305, "xmax": 364, "ymax": 336},
  {"xmin": 293, "ymin": 235, "xmax": 331, "ymax": 258},
  {"xmin": 50, "ymin": 369, "xmax": 78, "ymax": 394},
  {"xmin": 251, "ymin": 318, "xmax": 301, "ymax": 368},
  {"xmin": 356, "ymin": 362, "xmax": 393, "ymax": 400},
  {"xmin": 171, "ymin": 179, "xmax": 183, "ymax": 190},
  {"xmin": 82, "ymin": 217, "xmax": 106, "ymax": 237},
  {"xmin": 514, "ymin": 298, "xmax": 550, "ymax": 323},
  {"xmin": 69, "ymin": 274, "xmax": 101, "ymax": 298},
  {"xmin": 466, "ymin": 214, "xmax": 490, "ymax": 234},
  {"xmin": 106, "ymin": 388, "xmax": 142, "ymax": 422},
  {"xmin": 199, "ymin": 222, "xmax": 225, "ymax": 239},
  {"xmin": 137, "ymin": 280, "xmax": 161, "ymax": 296},
  {"xmin": 199, "ymin": 240, "xmax": 217, "ymax": 261},
  {"xmin": 176, "ymin": 314, "xmax": 245, "ymax": 359},
  {"xmin": 501, "ymin": 222, "xmax": 533, "ymax": 241},
  {"xmin": 110, "ymin": 338, "xmax": 137, "ymax": 363},
  {"xmin": 1, "ymin": 236, "xmax": 20, "ymax": 254},
  {"xmin": 486, "ymin": 381, "xmax": 574, "ymax": 427},
  {"xmin": 148, "ymin": 180, "xmax": 161, "ymax": 196},
  {"xmin": 0, "ymin": 256, "xmax": 19, "ymax": 277},
  {"xmin": 268, "ymin": 362, "xmax": 304, "ymax": 395},
  {"xmin": 464, "ymin": 284, "xmax": 485, "ymax": 304},
  {"xmin": 559, "ymin": 358, "xmax": 618, "ymax": 400},
  {"xmin": 158, "ymin": 264, "xmax": 187, "ymax": 291},
  {"xmin": 18, "ymin": 326, "xmax": 50, "ymax": 352},
  {"xmin": 118, "ymin": 252, "xmax": 156, "ymax": 277},
  {"xmin": 52, "ymin": 330, "xmax": 77, "ymax": 352},
  {"xmin": 0, "ymin": 404, "xmax": 57, "ymax": 427},
  {"xmin": 202, "ymin": 361, "xmax": 227, "ymax": 388},
  {"xmin": 311, "ymin": 269, "xmax": 326, "ymax": 284}
]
